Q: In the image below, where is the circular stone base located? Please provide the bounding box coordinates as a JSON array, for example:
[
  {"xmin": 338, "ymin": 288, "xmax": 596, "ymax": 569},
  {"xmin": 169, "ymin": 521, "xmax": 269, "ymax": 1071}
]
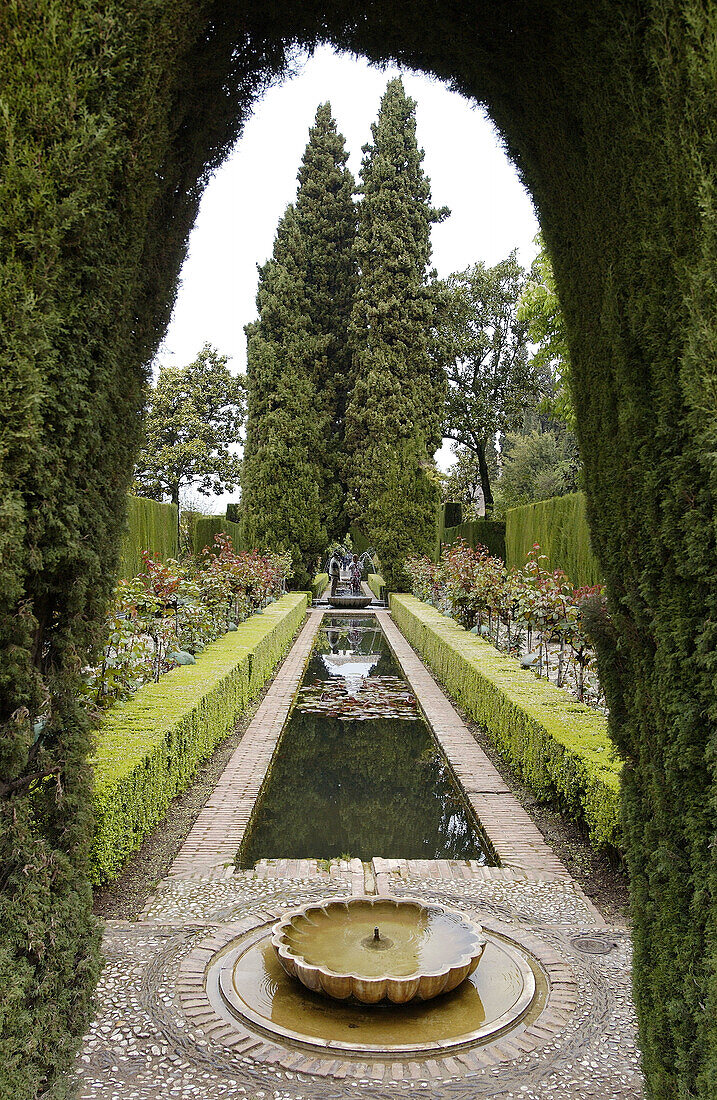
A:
[{"xmin": 205, "ymin": 923, "xmax": 546, "ymax": 1056}]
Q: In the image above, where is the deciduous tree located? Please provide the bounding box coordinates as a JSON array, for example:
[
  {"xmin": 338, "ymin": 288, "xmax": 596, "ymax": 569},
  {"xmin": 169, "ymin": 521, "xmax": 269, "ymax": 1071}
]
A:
[
  {"xmin": 437, "ymin": 253, "xmax": 543, "ymax": 512},
  {"xmin": 133, "ymin": 345, "xmax": 244, "ymax": 533},
  {"xmin": 518, "ymin": 234, "xmax": 574, "ymax": 428}
]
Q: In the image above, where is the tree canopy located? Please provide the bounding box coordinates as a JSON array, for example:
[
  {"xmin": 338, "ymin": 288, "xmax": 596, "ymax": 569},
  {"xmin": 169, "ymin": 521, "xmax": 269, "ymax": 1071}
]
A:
[
  {"xmin": 345, "ymin": 76, "xmax": 447, "ymax": 585},
  {"xmin": 437, "ymin": 252, "xmax": 544, "ymax": 513},
  {"xmin": 517, "ymin": 234, "xmax": 574, "ymax": 429},
  {"xmin": 133, "ymin": 344, "xmax": 244, "ymax": 509},
  {"xmin": 241, "ymin": 206, "xmax": 326, "ymax": 588}
]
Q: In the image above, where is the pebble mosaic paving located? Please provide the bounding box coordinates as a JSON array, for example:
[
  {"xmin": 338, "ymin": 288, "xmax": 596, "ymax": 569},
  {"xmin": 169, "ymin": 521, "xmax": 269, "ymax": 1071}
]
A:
[{"xmin": 77, "ymin": 603, "xmax": 643, "ymax": 1099}]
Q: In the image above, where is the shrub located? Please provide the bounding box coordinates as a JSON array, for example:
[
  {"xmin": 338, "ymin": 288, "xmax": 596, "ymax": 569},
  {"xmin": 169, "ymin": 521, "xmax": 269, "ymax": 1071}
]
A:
[
  {"xmin": 391, "ymin": 594, "xmax": 621, "ymax": 851},
  {"xmin": 90, "ymin": 593, "xmax": 308, "ymax": 883}
]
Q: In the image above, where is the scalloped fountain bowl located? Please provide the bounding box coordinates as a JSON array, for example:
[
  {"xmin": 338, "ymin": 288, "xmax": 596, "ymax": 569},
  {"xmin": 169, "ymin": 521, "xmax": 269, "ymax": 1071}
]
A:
[{"xmin": 271, "ymin": 895, "xmax": 486, "ymax": 1005}]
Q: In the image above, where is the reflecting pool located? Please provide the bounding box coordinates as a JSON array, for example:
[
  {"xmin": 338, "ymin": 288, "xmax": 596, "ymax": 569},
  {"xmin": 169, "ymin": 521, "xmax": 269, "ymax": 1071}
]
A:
[{"xmin": 238, "ymin": 615, "xmax": 492, "ymax": 867}]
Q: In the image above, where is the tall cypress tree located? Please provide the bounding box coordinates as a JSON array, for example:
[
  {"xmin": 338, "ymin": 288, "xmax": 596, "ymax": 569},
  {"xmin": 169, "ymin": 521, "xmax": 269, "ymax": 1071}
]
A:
[
  {"xmin": 294, "ymin": 103, "xmax": 357, "ymax": 539},
  {"xmin": 241, "ymin": 206, "xmax": 326, "ymax": 588},
  {"xmin": 345, "ymin": 77, "xmax": 447, "ymax": 586}
]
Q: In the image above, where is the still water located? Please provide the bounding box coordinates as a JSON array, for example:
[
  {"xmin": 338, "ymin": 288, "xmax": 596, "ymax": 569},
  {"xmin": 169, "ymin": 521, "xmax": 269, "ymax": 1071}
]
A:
[{"xmin": 238, "ymin": 614, "xmax": 492, "ymax": 867}]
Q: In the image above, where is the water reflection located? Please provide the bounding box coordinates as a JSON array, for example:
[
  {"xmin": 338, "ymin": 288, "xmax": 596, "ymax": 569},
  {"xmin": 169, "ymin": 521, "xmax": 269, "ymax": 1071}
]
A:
[{"xmin": 238, "ymin": 615, "xmax": 490, "ymax": 867}]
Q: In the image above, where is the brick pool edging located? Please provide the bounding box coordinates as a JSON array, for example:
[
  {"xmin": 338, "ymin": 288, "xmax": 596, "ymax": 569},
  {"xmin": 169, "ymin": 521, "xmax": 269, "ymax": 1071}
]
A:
[
  {"xmin": 158, "ymin": 609, "xmax": 325, "ymax": 883},
  {"xmin": 389, "ymin": 594, "xmax": 620, "ymax": 852},
  {"xmin": 378, "ymin": 612, "xmax": 581, "ymax": 887},
  {"xmin": 91, "ymin": 592, "xmax": 310, "ymax": 884}
]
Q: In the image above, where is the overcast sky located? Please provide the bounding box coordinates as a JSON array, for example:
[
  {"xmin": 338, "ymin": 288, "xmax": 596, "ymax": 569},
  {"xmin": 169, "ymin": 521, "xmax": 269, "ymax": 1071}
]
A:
[{"xmin": 159, "ymin": 45, "xmax": 540, "ymax": 491}]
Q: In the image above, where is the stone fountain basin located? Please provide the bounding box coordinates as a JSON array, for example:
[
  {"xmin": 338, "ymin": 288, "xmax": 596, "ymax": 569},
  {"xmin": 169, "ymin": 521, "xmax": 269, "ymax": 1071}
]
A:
[
  {"xmin": 327, "ymin": 595, "xmax": 373, "ymax": 609},
  {"xmin": 271, "ymin": 895, "xmax": 486, "ymax": 1005}
]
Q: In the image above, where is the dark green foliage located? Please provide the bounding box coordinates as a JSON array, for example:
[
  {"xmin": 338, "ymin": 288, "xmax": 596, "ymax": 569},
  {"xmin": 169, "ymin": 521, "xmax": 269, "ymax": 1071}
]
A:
[
  {"xmin": 443, "ymin": 502, "xmax": 463, "ymax": 530},
  {"xmin": 496, "ymin": 428, "xmax": 581, "ymax": 511},
  {"xmin": 118, "ymin": 496, "xmax": 179, "ymax": 581},
  {"xmin": 0, "ymin": 4, "xmax": 287, "ymax": 1091},
  {"xmin": 348, "ymin": 525, "xmax": 372, "ymax": 556},
  {"xmin": 226, "ymin": 503, "xmax": 241, "ymax": 524},
  {"xmin": 294, "ymin": 104, "xmax": 358, "ymax": 539},
  {"xmin": 241, "ymin": 104, "xmax": 356, "ymax": 571},
  {"xmin": 4, "ymin": 2, "xmax": 717, "ymax": 1095},
  {"xmin": 241, "ymin": 207, "xmax": 327, "ymax": 589},
  {"xmin": 442, "ymin": 518, "xmax": 507, "ymax": 563},
  {"xmin": 506, "ymin": 492, "xmax": 602, "ymax": 588},
  {"xmin": 345, "ymin": 78, "xmax": 446, "ymax": 584}
]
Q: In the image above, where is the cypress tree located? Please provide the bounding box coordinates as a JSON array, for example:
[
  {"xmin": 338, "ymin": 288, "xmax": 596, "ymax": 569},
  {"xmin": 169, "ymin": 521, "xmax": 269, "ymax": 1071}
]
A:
[
  {"xmin": 241, "ymin": 206, "xmax": 326, "ymax": 588},
  {"xmin": 345, "ymin": 77, "xmax": 447, "ymax": 587},
  {"xmin": 294, "ymin": 103, "xmax": 357, "ymax": 539}
]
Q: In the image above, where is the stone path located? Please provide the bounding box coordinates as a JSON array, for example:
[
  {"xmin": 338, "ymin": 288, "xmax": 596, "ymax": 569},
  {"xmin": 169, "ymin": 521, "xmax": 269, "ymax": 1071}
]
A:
[{"xmin": 77, "ymin": 605, "xmax": 642, "ymax": 1099}]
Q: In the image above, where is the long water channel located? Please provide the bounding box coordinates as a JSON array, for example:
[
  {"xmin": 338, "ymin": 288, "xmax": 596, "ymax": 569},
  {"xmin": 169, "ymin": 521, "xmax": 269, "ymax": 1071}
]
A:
[{"xmin": 238, "ymin": 613, "xmax": 493, "ymax": 867}]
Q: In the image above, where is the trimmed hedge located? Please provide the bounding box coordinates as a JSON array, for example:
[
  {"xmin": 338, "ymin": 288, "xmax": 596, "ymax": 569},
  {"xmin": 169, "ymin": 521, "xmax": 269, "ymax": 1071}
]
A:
[
  {"xmin": 367, "ymin": 572, "xmax": 386, "ymax": 600},
  {"xmin": 442, "ymin": 517, "xmax": 507, "ymax": 562},
  {"xmin": 90, "ymin": 592, "xmax": 308, "ymax": 883},
  {"xmin": 191, "ymin": 513, "xmax": 243, "ymax": 556},
  {"xmin": 390, "ymin": 594, "xmax": 621, "ymax": 851},
  {"xmin": 506, "ymin": 492, "xmax": 601, "ymax": 587},
  {"xmin": 312, "ymin": 573, "xmax": 329, "ymax": 599},
  {"xmin": 118, "ymin": 496, "xmax": 178, "ymax": 580}
]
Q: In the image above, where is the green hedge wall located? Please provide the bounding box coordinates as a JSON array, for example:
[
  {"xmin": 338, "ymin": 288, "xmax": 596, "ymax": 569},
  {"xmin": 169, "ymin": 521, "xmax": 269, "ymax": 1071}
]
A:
[
  {"xmin": 191, "ymin": 514, "xmax": 243, "ymax": 557},
  {"xmin": 442, "ymin": 518, "xmax": 507, "ymax": 562},
  {"xmin": 390, "ymin": 594, "xmax": 621, "ymax": 852},
  {"xmin": 118, "ymin": 496, "xmax": 178, "ymax": 580},
  {"xmin": 506, "ymin": 492, "xmax": 601, "ymax": 587},
  {"xmin": 90, "ymin": 592, "xmax": 308, "ymax": 883},
  {"xmin": 367, "ymin": 572, "xmax": 386, "ymax": 600},
  {"xmin": 312, "ymin": 573, "xmax": 329, "ymax": 600}
]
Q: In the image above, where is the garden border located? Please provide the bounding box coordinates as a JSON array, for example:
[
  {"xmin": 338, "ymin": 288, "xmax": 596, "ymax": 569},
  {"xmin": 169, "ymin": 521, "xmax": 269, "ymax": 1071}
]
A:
[
  {"xmin": 390, "ymin": 595, "xmax": 621, "ymax": 852},
  {"xmin": 367, "ymin": 572, "xmax": 386, "ymax": 600},
  {"xmin": 90, "ymin": 592, "xmax": 309, "ymax": 883}
]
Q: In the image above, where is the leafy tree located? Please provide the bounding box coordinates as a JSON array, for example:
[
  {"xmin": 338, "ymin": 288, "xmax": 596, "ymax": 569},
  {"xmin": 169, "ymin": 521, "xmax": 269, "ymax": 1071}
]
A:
[
  {"xmin": 294, "ymin": 103, "xmax": 357, "ymax": 538},
  {"xmin": 241, "ymin": 207, "xmax": 326, "ymax": 588},
  {"xmin": 495, "ymin": 429, "xmax": 581, "ymax": 512},
  {"xmin": 133, "ymin": 345, "xmax": 244, "ymax": 532},
  {"xmin": 437, "ymin": 253, "xmax": 544, "ymax": 513},
  {"xmin": 345, "ymin": 77, "xmax": 447, "ymax": 584},
  {"xmin": 518, "ymin": 234, "xmax": 575, "ymax": 428},
  {"xmin": 441, "ymin": 445, "xmax": 487, "ymax": 520}
]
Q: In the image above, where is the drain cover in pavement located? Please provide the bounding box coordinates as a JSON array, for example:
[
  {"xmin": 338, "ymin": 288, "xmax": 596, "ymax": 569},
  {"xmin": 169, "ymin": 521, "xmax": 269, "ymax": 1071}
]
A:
[{"xmin": 569, "ymin": 933, "xmax": 618, "ymax": 955}]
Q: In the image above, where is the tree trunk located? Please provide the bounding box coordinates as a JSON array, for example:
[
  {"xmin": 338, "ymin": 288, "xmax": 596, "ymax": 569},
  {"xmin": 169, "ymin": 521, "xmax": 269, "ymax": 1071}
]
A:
[
  {"xmin": 171, "ymin": 484, "xmax": 180, "ymax": 552},
  {"xmin": 476, "ymin": 441, "xmax": 493, "ymax": 515}
]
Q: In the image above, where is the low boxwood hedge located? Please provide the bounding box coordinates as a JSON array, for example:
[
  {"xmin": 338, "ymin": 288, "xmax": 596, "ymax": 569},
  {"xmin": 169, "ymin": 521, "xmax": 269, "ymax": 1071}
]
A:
[
  {"xmin": 390, "ymin": 594, "xmax": 621, "ymax": 851},
  {"xmin": 90, "ymin": 592, "xmax": 308, "ymax": 883}
]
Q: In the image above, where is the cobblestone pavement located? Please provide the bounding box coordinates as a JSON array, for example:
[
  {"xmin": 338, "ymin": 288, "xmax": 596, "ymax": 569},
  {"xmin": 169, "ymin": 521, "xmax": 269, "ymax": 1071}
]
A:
[{"xmin": 77, "ymin": 609, "xmax": 643, "ymax": 1099}]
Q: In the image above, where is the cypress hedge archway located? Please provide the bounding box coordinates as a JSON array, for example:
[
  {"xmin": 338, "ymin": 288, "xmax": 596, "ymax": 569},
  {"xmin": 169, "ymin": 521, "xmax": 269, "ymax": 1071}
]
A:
[{"xmin": 2, "ymin": 3, "xmax": 717, "ymax": 1096}]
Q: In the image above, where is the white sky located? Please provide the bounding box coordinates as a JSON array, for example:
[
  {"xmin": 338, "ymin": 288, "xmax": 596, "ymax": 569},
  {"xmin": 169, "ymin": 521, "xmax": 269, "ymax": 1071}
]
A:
[{"xmin": 160, "ymin": 46, "xmax": 540, "ymax": 500}]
